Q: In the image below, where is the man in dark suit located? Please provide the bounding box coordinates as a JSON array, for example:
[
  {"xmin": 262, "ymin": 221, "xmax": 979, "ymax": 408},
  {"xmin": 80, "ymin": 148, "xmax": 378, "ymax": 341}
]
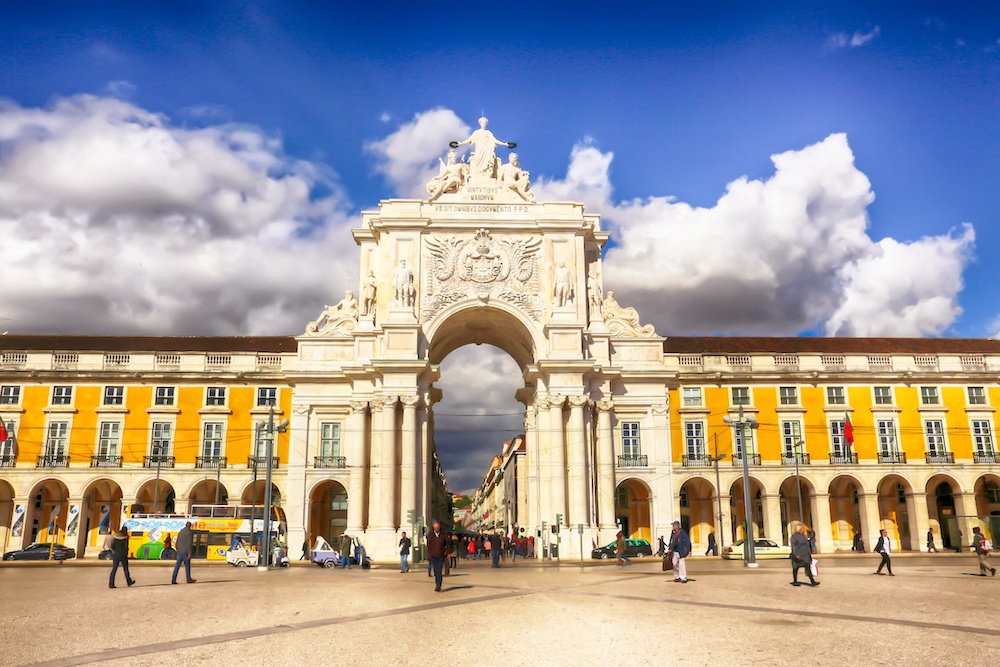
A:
[
  {"xmin": 873, "ymin": 529, "xmax": 893, "ymax": 576},
  {"xmin": 171, "ymin": 521, "xmax": 197, "ymax": 584},
  {"xmin": 426, "ymin": 520, "xmax": 449, "ymax": 592}
]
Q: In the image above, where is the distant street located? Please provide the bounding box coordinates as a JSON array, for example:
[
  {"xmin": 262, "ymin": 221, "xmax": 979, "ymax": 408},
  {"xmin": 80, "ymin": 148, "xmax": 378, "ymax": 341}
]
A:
[{"xmin": 1, "ymin": 553, "xmax": 995, "ymax": 667}]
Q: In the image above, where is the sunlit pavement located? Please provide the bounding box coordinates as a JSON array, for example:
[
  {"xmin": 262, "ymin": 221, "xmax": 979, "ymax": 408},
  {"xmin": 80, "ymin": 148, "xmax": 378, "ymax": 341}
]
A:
[{"xmin": 1, "ymin": 554, "xmax": 996, "ymax": 667}]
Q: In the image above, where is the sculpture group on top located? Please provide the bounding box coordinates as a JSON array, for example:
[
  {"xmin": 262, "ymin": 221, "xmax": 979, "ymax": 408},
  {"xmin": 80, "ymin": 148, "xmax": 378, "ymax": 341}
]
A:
[
  {"xmin": 305, "ymin": 290, "xmax": 359, "ymax": 336},
  {"xmin": 425, "ymin": 117, "xmax": 534, "ymax": 203}
]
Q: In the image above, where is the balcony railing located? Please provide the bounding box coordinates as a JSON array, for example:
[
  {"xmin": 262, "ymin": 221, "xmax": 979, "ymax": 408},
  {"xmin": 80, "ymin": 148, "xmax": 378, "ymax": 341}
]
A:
[
  {"xmin": 617, "ymin": 455, "xmax": 648, "ymax": 467},
  {"xmin": 878, "ymin": 452, "xmax": 907, "ymax": 464},
  {"xmin": 829, "ymin": 452, "xmax": 859, "ymax": 465},
  {"xmin": 195, "ymin": 456, "xmax": 227, "ymax": 469},
  {"xmin": 681, "ymin": 455, "xmax": 711, "ymax": 467},
  {"xmin": 781, "ymin": 453, "xmax": 811, "ymax": 466},
  {"xmin": 974, "ymin": 453, "xmax": 999, "ymax": 464},
  {"xmin": 90, "ymin": 455, "xmax": 123, "ymax": 468},
  {"xmin": 925, "ymin": 452, "xmax": 955, "ymax": 464},
  {"xmin": 732, "ymin": 454, "xmax": 761, "ymax": 466},
  {"xmin": 143, "ymin": 455, "xmax": 176, "ymax": 468},
  {"xmin": 248, "ymin": 456, "xmax": 280, "ymax": 470},
  {"xmin": 314, "ymin": 455, "xmax": 347, "ymax": 469},
  {"xmin": 37, "ymin": 455, "xmax": 70, "ymax": 468},
  {"xmin": 0, "ymin": 455, "xmax": 15, "ymax": 468}
]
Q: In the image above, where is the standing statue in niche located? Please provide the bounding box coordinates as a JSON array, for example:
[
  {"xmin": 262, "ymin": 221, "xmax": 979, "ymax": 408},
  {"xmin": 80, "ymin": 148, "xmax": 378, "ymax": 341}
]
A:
[
  {"xmin": 498, "ymin": 153, "xmax": 534, "ymax": 202},
  {"xmin": 453, "ymin": 117, "xmax": 514, "ymax": 178},
  {"xmin": 361, "ymin": 269, "xmax": 377, "ymax": 317},
  {"xmin": 587, "ymin": 272, "xmax": 603, "ymax": 319},
  {"xmin": 393, "ymin": 259, "xmax": 416, "ymax": 308},
  {"xmin": 426, "ymin": 149, "xmax": 469, "ymax": 202},
  {"xmin": 553, "ymin": 262, "xmax": 574, "ymax": 308}
]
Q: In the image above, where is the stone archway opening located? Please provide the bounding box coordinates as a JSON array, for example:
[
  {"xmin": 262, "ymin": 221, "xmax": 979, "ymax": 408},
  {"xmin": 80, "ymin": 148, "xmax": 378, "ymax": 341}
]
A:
[
  {"xmin": 81, "ymin": 478, "xmax": 123, "ymax": 556},
  {"xmin": 241, "ymin": 481, "xmax": 282, "ymax": 506},
  {"xmin": 877, "ymin": 474, "xmax": 914, "ymax": 550},
  {"xmin": 679, "ymin": 477, "xmax": 716, "ymax": 551},
  {"xmin": 25, "ymin": 479, "xmax": 69, "ymax": 548},
  {"xmin": 0, "ymin": 480, "xmax": 14, "ymax": 554},
  {"xmin": 729, "ymin": 477, "xmax": 765, "ymax": 543},
  {"xmin": 828, "ymin": 475, "xmax": 863, "ymax": 550},
  {"xmin": 136, "ymin": 479, "xmax": 176, "ymax": 515},
  {"xmin": 310, "ymin": 480, "xmax": 348, "ymax": 549},
  {"xmin": 779, "ymin": 475, "xmax": 816, "ymax": 545},
  {"xmin": 928, "ymin": 476, "xmax": 962, "ymax": 550},
  {"xmin": 616, "ymin": 479, "xmax": 652, "ymax": 542},
  {"xmin": 188, "ymin": 480, "xmax": 228, "ymax": 511}
]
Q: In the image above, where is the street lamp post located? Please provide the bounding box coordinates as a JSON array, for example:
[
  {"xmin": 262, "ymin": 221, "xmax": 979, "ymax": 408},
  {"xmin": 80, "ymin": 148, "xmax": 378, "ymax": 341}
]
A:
[
  {"xmin": 794, "ymin": 436, "xmax": 805, "ymax": 528},
  {"xmin": 152, "ymin": 443, "xmax": 162, "ymax": 514},
  {"xmin": 723, "ymin": 405, "xmax": 759, "ymax": 568},
  {"xmin": 259, "ymin": 403, "xmax": 288, "ymax": 572},
  {"xmin": 707, "ymin": 448, "xmax": 727, "ymax": 551}
]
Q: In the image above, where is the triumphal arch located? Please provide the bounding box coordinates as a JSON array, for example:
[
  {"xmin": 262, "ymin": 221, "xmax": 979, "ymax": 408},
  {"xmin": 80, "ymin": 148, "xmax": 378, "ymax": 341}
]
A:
[{"xmin": 289, "ymin": 118, "xmax": 671, "ymax": 558}]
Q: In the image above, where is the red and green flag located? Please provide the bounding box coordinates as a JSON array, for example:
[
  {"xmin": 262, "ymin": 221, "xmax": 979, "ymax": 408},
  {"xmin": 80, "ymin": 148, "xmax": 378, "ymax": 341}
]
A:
[{"xmin": 844, "ymin": 413, "xmax": 854, "ymax": 446}]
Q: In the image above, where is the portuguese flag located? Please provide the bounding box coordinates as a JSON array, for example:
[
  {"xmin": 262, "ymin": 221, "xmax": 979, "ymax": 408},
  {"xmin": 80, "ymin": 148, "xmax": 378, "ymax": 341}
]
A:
[{"xmin": 844, "ymin": 412, "xmax": 854, "ymax": 446}]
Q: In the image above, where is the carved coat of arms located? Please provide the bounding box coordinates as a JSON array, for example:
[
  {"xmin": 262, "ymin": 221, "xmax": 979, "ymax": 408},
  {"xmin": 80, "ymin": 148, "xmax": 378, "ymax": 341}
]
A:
[{"xmin": 422, "ymin": 229, "xmax": 542, "ymax": 322}]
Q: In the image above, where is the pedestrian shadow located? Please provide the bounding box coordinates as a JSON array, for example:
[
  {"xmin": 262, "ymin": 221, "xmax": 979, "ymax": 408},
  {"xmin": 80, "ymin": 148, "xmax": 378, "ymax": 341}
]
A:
[{"xmin": 442, "ymin": 585, "xmax": 474, "ymax": 592}]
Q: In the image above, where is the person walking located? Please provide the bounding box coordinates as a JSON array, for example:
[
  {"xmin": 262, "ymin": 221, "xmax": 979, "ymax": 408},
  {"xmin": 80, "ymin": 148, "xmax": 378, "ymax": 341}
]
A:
[
  {"xmin": 399, "ymin": 532, "xmax": 412, "ymax": 573},
  {"xmin": 705, "ymin": 531, "xmax": 717, "ymax": 557},
  {"xmin": 972, "ymin": 526, "xmax": 996, "ymax": 577},
  {"xmin": 851, "ymin": 531, "xmax": 862, "ymax": 552},
  {"xmin": 668, "ymin": 521, "xmax": 691, "ymax": 583},
  {"xmin": 339, "ymin": 534, "xmax": 353, "ymax": 569},
  {"xmin": 171, "ymin": 521, "xmax": 196, "ymax": 584},
  {"xmin": 615, "ymin": 530, "xmax": 631, "ymax": 566},
  {"xmin": 490, "ymin": 534, "xmax": 502, "ymax": 568},
  {"xmin": 789, "ymin": 523, "xmax": 818, "ymax": 587},
  {"xmin": 108, "ymin": 527, "xmax": 135, "ymax": 589},
  {"xmin": 926, "ymin": 528, "xmax": 938, "ymax": 553},
  {"xmin": 300, "ymin": 538, "xmax": 310, "ymax": 561},
  {"xmin": 873, "ymin": 529, "xmax": 894, "ymax": 576},
  {"xmin": 427, "ymin": 520, "xmax": 448, "ymax": 592},
  {"xmin": 657, "ymin": 535, "xmax": 666, "ymax": 557}
]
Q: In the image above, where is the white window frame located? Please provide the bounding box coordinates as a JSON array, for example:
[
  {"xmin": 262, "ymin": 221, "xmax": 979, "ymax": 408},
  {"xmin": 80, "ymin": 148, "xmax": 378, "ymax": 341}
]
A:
[
  {"xmin": 150, "ymin": 421, "xmax": 173, "ymax": 459},
  {"xmin": 830, "ymin": 420, "xmax": 847, "ymax": 456},
  {"xmin": 103, "ymin": 385, "xmax": 125, "ymax": 406},
  {"xmin": 46, "ymin": 421, "xmax": 69, "ymax": 458},
  {"xmin": 257, "ymin": 387, "xmax": 278, "ymax": 407},
  {"xmin": 919, "ymin": 386, "xmax": 940, "ymax": 406},
  {"xmin": 52, "ymin": 386, "xmax": 73, "ymax": 405},
  {"xmin": 826, "ymin": 386, "xmax": 846, "ymax": 406},
  {"xmin": 781, "ymin": 420, "xmax": 802, "ymax": 456},
  {"xmin": 0, "ymin": 419, "xmax": 16, "ymax": 458},
  {"xmin": 731, "ymin": 387, "xmax": 751, "ymax": 406},
  {"xmin": 253, "ymin": 420, "xmax": 270, "ymax": 459},
  {"xmin": 873, "ymin": 386, "xmax": 893, "ymax": 406},
  {"xmin": 877, "ymin": 419, "xmax": 899, "ymax": 454},
  {"xmin": 972, "ymin": 420, "xmax": 995, "ymax": 455},
  {"xmin": 154, "ymin": 386, "xmax": 176, "ymax": 406},
  {"xmin": 202, "ymin": 422, "xmax": 225, "ymax": 458},
  {"xmin": 0, "ymin": 385, "xmax": 20, "ymax": 405},
  {"xmin": 684, "ymin": 421, "xmax": 705, "ymax": 459},
  {"xmin": 778, "ymin": 386, "xmax": 799, "ymax": 406},
  {"xmin": 734, "ymin": 423, "xmax": 756, "ymax": 458},
  {"xmin": 206, "ymin": 387, "xmax": 227, "ymax": 407},
  {"xmin": 320, "ymin": 422, "xmax": 342, "ymax": 459},
  {"xmin": 682, "ymin": 387, "xmax": 702, "ymax": 407},
  {"xmin": 97, "ymin": 421, "xmax": 122, "ymax": 457},
  {"xmin": 968, "ymin": 386, "xmax": 987, "ymax": 406},
  {"xmin": 621, "ymin": 422, "xmax": 641, "ymax": 457},
  {"xmin": 924, "ymin": 419, "xmax": 946, "ymax": 454}
]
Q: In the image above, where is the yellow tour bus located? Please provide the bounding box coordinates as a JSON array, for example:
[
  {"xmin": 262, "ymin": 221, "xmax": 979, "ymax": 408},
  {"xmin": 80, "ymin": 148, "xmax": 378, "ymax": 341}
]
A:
[{"xmin": 122, "ymin": 504, "xmax": 287, "ymax": 561}]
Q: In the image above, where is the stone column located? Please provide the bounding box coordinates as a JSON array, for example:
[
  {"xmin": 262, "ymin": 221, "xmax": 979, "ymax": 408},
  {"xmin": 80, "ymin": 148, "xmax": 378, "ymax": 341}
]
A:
[
  {"xmin": 810, "ymin": 492, "xmax": 834, "ymax": 554},
  {"xmin": 859, "ymin": 493, "xmax": 881, "ymax": 542},
  {"xmin": 523, "ymin": 405, "xmax": 539, "ymax": 534},
  {"xmin": 650, "ymin": 403, "xmax": 672, "ymax": 535},
  {"xmin": 762, "ymin": 493, "xmax": 783, "ymax": 543},
  {"xmin": 548, "ymin": 395, "xmax": 567, "ymax": 528},
  {"xmin": 375, "ymin": 396, "xmax": 399, "ymax": 530},
  {"xmin": 346, "ymin": 401, "xmax": 369, "ymax": 535},
  {"xmin": 595, "ymin": 400, "xmax": 616, "ymax": 533},
  {"xmin": 284, "ymin": 404, "xmax": 312, "ymax": 555},
  {"xmin": 906, "ymin": 492, "xmax": 931, "ymax": 552},
  {"xmin": 421, "ymin": 400, "xmax": 433, "ymax": 523},
  {"xmin": 400, "ymin": 395, "xmax": 420, "ymax": 524},
  {"xmin": 567, "ymin": 395, "xmax": 589, "ymax": 528}
]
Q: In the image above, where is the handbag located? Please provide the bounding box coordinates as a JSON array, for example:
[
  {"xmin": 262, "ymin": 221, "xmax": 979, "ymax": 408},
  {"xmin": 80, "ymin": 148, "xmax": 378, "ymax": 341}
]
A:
[
  {"xmin": 662, "ymin": 551, "xmax": 672, "ymax": 571},
  {"xmin": 809, "ymin": 559, "xmax": 819, "ymax": 578}
]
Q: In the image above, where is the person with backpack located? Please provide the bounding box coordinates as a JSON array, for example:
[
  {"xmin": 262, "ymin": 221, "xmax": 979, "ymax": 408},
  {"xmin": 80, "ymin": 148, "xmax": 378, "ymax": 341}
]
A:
[
  {"xmin": 108, "ymin": 527, "xmax": 135, "ymax": 589},
  {"xmin": 872, "ymin": 529, "xmax": 893, "ymax": 576},
  {"xmin": 972, "ymin": 526, "xmax": 996, "ymax": 577}
]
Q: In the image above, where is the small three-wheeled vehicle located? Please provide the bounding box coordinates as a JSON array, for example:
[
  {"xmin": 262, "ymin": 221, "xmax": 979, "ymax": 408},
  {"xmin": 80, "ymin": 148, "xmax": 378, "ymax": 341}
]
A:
[{"xmin": 311, "ymin": 536, "xmax": 371, "ymax": 569}]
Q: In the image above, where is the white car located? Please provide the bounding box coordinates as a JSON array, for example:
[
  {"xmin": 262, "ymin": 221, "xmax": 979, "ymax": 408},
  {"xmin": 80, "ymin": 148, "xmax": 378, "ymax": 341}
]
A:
[
  {"xmin": 226, "ymin": 540, "xmax": 260, "ymax": 567},
  {"xmin": 721, "ymin": 538, "xmax": 791, "ymax": 560}
]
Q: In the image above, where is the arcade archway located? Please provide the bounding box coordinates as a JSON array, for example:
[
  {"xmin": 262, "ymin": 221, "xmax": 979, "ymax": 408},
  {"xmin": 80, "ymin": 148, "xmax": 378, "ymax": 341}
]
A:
[
  {"xmin": 187, "ymin": 480, "xmax": 228, "ymax": 510},
  {"xmin": 24, "ymin": 479, "xmax": 69, "ymax": 547},
  {"xmin": 829, "ymin": 475, "xmax": 863, "ymax": 550},
  {"xmin": 678, "ymin": 476, "xmax": 715, "ymax": 549},
  {"xmin": 616, "ymin": 479, "xmax": 651, "ymax": 542},
  {"xmin": 779, "ymin": 475, "xmax": 815, "ymax": 545},
  {"xmin": 309, "ymin": 480, "xmax": 348, "ymax": 547},
  {"xmin": 877, "ymin": 474, "xmax": 914, "ymax": 550},
  {"xmin": 729, "ymin": 477, "xmax": 765, "ymax": 543},
  {"xmin": 241, "ymin": 481, "xmax": 282, "ymax": 506},
  {"xmin": 80, "ymin": 478, "xmax": 123, "ymax": 556},
  {"xmin": 135, "ymin": 479, "xmax": 176, "ymax": 514}
]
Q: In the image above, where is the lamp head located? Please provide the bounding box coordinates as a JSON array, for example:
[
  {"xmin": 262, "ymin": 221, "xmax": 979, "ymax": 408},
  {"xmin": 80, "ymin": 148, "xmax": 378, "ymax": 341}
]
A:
[{"xmin": 722, "ymin": 416, "xmax": 733, "ymax": 424}]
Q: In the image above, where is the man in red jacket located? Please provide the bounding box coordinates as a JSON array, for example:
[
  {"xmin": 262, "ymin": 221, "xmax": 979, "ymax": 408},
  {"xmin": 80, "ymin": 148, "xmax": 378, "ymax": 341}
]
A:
[{"xmin": 426, "ymin": 520, "xmax": 449, "ymax": 592}]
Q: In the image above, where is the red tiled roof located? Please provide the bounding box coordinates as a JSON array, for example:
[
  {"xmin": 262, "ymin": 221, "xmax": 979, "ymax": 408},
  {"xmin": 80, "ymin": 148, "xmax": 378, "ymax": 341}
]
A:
[
  {"xmin": 0, "ymin": 335, "xmax": 297, "ymax": 353},
  {"xmin": 663, "ymin": 337, "xmax": 1000, "ymax": 355}
]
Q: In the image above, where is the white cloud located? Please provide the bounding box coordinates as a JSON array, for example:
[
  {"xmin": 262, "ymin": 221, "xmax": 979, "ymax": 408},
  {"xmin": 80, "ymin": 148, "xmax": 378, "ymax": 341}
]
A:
[
  {"xmin": 0, "ymin": 94, "xmax": 359, "ymax": 335},
  {"xmin": 365, "ymin": 108, "xmax": 470, "ymax": 197},
  {"xmin": 827, "ymin": 26, "xmax": 881, "ymax": 50},
  {"xmin": 540, "ymin": 133, "xmax": 975, "ymax": 337}
]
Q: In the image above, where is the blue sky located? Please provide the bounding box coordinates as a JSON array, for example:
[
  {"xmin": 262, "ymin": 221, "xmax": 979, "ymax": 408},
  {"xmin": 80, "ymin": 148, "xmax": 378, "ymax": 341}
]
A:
[{"xmin": 2, "ymin": 2, "xmax": 998, "ymax": 489}]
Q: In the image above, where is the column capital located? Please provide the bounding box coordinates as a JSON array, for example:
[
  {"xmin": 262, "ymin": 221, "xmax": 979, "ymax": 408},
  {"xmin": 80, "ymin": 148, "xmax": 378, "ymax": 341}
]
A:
[
  {"xmin": 400, "ymin": 395, "xmax": 422, "ymax": 409},
  {"xmin": 348, "ymin": 401, "xmax": 369, "ymax": 414},
  {"xmin": 292, "ymin": 404, "xmax": 311, "ymax": 416},
  {"xmin": 546, "ymin": 395, "xmax": 566, "ymax": 409},
  {"xmin": 524, "ymin": 409, "xmax": 537, "ymax": 430},
  {"xmin": 567, "ymin": 395, "xmax": 590, "ymax": 408},
  {"xmin": 374, "ymin": 396, "xmax": 398, "ymax": 411},
  {"xmin": 651, "ymin": 403, "xmax": 669, "ymax": 416},
  {"xmin": 595, "ymin": 399, "xmax": 614, "ymax": 413}
]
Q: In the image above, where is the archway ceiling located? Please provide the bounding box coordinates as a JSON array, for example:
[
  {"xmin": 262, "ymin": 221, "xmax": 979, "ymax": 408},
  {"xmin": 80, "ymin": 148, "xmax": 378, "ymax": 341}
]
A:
[{"xmin": 428, "ymin": 306, "xmax": 535, "ymax": 371}]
